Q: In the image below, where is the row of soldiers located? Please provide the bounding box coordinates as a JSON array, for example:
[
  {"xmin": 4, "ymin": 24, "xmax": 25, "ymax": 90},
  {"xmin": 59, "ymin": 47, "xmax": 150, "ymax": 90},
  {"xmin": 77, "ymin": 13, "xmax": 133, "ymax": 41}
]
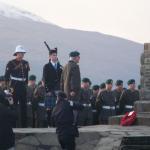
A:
[{"xmin": 0, "ymin": 45, "xmax": 140, "ymax": 127}]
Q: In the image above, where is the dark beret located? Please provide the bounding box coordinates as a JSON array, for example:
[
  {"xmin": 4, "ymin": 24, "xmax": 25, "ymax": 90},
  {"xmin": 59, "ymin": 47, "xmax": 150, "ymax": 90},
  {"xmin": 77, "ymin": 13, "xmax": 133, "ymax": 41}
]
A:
[
  {"xmin": 69, "ymin": 51, "xmax": 80, "ymax": 57},
  {"xmin": 99, "ymin": 83, "xmax": 106, "ymax": 89},
  {"xmin": 106, "ymin": 79, "xmax": 113, "ymax": 84},
  {"xmin": 29, "ymin": 75, "xmax": 36, "ymax": 81},
  {"xmin": 82, "ymin": 78, "xmax": 92, "ymax": 85},
  {"xmin": 127, "ymin": 79, "xmax": 135, "ymax": 85},
  {"xmin": 92, "ymin": 85, "xmax": 99, "ymax": 90},
  {"xmin": 115, "ymin": 80, "xmax": 123, "ymax": 86}
]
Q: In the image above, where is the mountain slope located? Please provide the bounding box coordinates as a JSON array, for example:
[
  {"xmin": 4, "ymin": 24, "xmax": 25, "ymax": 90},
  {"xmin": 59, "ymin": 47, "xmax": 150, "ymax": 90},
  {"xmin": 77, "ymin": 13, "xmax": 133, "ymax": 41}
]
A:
[{"xmin": 0, "ymin": 3, "xmax": 143, "ymax": 85}]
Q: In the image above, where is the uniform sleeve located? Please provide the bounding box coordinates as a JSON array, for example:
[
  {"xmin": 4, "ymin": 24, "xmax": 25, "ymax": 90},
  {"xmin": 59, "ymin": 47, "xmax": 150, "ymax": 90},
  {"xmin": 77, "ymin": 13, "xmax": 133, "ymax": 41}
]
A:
[
  {"xmin": 42, "ymin": 65, "xmax": 49, "ymax": 92},
  {"xmin": 25, "ymin": 62, "xmax": 30, "ymax": 84},
  {"xmin": 60, "ymin": 67, "xmax": 64, "ymax": 91},
  {"xmin": 70, "ymin": 65, "xmax": 80, "ymax": 92},
  {"xmin": 4, "ymin": 61, "xmax": 12, "ymax": 84},
  {"xmin": 95, "ymin": 92, "xmax": 103, "ymax": 112},
  {"xmin": 119, "ymin": 91, "xmax": 126, "ymax": 114}
]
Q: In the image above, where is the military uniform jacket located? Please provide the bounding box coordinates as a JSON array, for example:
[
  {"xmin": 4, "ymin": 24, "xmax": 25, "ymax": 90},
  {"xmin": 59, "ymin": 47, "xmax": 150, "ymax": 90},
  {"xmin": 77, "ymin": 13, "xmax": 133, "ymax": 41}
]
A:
[
  {"xmin": 5, "ymin": 59, "xmax": 30, "ymax": 86},
  {"xmin": 113, "ymin": 89, "xmax": 124, "ymax": 115},
  {"xmin": 43, "ymin": 61, "xmax": 62, "ymax": 93},
  {"xmin": 80, "ymin": 88, "xmax": 92, "ymax": 105},
  {"xmin": 60, "ymin": 60, "xmax": 81, "ymax": 101},
  {"xmin": 96, "ymin": 90, "xmax": 116, "ymax": 120},
  {"xmin": 119, "ymin": 89, "xmax": 139, "ymax": 114}
]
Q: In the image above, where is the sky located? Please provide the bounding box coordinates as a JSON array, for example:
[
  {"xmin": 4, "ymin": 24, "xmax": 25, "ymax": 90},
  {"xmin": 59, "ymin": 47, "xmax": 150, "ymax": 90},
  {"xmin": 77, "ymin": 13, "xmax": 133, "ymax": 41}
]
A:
[{"xmin": 0, "ymin": 0, "xmax": 150, "ymax": 43}]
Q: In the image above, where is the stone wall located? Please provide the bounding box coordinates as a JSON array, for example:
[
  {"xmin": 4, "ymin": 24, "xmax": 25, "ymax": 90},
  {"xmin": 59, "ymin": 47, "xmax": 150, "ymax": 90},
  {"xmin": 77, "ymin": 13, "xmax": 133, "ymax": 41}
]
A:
[{"xmin": 14, "ymin": 125, "xmax": 150, "ymax": 150}]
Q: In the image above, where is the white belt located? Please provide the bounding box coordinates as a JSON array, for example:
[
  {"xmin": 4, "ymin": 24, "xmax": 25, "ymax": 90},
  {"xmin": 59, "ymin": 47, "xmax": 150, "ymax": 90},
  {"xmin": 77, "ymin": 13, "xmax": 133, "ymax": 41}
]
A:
[
  {"xmin": 38, "ymin": 103, "xmax": 45, "ymax": 107},
  {"xmin": 102, "ymin": 106, "xmax": 115, "ymax": 110},
  {"xmin": 125, "ymin": 105, "xmax": 133, "ymax": 109},
  {"xmin": 10, "ymin": 76, "xmax": 26, "ymax": 81},
  {"xmin": 83, "ymin": 103, "xmax": 91, "ymax": 107},
  {"xmin": 92, "ymin": 109, "xmax": 97, "ymax": 112}
]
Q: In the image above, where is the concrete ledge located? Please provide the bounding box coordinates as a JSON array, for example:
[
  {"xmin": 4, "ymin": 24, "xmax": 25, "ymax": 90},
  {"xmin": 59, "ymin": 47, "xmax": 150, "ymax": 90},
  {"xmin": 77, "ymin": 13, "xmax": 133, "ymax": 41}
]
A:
[{"xmin": 14, "ymin": 126, "xmax": 150, "ymax": 150}]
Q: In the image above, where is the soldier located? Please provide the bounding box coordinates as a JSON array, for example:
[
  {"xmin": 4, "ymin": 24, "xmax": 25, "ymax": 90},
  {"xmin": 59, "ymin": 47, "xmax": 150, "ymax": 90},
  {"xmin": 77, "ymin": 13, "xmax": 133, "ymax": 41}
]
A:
[
  {"xmin": 27, "ymin": 75, "xmax": 37, "ymax": 103},
  {"xmin": 78, "ymin": 78, "xmax": 93, "ymax": 126},
  {"xmin": 90, "ymin": 85, "xmax": 100, "ymax": 125},
  {"xmin": 119, "ymin": 79, "xmax": 139, "ymax": 114},
  {"xmin": 61, "ymin": 51, "xmax": 81, "ymax": 101},
  {"xmin": 61, "ymin": 51, "xmax": 81, "ymax": 127},
  {"xmin": 4, "ymin": 45, "xmax": 30, "ymax": 127},
  {"xmin": 33, "ymin": 81, "xmax": 46, "ymax": 127},
  {"xmin": 27, "ymin": 75, "xmax": 37, "ymax": 127},
  {"xmin": 43, "ymin": 48, "xmax": 63, "ymax": 127},
  {"xmin": 113, "ymin": 80, "xmax": 124, "ymax": 115},
  {"xmin": 52, "ymin": 91, "xmax": 84, "ymax": 150},
  {"xmin": 96, "ymin": 79, "xmax": 116, "ymax": 124}
]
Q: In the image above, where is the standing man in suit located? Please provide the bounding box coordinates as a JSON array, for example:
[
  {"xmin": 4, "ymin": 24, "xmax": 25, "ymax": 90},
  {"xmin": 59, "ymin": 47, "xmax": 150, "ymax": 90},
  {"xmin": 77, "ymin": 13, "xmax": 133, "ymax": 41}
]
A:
[{"xmin": 43, "ymin": 48, "xmax": 63, "ymax": 126}]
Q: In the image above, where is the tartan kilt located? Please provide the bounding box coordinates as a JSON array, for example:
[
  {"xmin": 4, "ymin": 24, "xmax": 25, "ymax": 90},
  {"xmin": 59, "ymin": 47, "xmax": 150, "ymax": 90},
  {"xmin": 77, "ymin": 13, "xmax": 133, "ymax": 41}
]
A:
[{"xmin": 44, "ymin": 95, "xmax": 56, "ymax": 109}]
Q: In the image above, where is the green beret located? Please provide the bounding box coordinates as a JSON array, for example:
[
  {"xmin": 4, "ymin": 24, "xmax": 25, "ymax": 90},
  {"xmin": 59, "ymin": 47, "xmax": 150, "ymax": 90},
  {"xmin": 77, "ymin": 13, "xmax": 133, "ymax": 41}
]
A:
[
  {"xmin": 92, "ymin": 85, "xmax": 99, "ymax": 90},
  {"xmin": 127, "ymin": 79, "xmax": 135, "ymax": 85},
  {"xmin": 106, "ymin": 79, "xmax": 113, "ymax": 84},
  {"xmin": 115, "ymin": 80, "xmax": 123, "ymax": 86},
  {"xmin": 29, "ymin": 75, "xmax": 36, "ymax": 81},
  {"xmin": 82, "ymin": 78, "xmax": 92, "ymax": 85},
  {"xmin": 99, "ymin": 83, "xmax": 106, "ymax": 89},
  {"xmin": 69, "ymin": 51, "xmax": 80, "ymax": 57}
]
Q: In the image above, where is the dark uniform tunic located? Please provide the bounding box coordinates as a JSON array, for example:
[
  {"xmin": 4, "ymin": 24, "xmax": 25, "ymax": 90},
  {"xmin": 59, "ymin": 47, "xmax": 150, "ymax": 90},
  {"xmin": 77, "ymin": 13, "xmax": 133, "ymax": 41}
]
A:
[
  {"xmin": 96, "ymin": 90, "xmax": 116, "ymax": 124},
  {"xmin": 43, "ymin": 61, "xmax": 62, "ymax": 126},
  {"xmin": 5, "ymin": 59, "xmax": 30, "ymax": 127},
  {"xmin": 113, "ymin": 89, "xmax": 124, "ymax": 115},
  {"xmin": 33, "ymin": 84, "xmax": 46, "ymax": 127},
  {"xmin": 52, "ymin": 99, "xmax": 83, "ymax": 150},
  {"xmin": 90, "ymin": 95, "xmax": 99, "ymax": 125},
  {"xmin": 119, "ymin": 89, "xmax": 139, "ymax": 114},
  {"xmin": 78, "ymin": 88, "xmax": 93, "ymax": 126}
]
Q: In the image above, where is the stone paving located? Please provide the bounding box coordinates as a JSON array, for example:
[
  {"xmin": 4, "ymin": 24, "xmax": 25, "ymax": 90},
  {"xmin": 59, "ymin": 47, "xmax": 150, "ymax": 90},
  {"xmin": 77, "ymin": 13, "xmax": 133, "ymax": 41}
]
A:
[{"xmin": 14, "ymin": 125, "xmax": 150, "ymax": 150}]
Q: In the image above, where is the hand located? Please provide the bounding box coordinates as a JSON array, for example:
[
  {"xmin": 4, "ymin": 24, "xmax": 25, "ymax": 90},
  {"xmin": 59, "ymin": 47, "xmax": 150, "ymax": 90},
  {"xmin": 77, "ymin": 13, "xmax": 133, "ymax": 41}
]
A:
[
  {"xmin": 46, "ymin": 92, "xmax": 52, "ymax": 96},
  {"xmin": 70, "ymin": 91, "xmax": 76, "ymax": 97}
]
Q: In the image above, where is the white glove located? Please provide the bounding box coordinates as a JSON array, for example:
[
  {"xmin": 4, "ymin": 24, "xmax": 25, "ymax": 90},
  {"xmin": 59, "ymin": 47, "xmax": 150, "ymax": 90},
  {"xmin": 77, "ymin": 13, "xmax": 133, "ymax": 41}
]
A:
[{"xmin": 69, "ymin": 101, "xmax": 74, "ymax": 106}]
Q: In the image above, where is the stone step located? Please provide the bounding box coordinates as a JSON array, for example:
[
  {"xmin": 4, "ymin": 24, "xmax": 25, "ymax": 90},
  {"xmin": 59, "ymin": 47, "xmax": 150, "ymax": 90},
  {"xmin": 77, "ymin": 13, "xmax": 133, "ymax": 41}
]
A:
[
  {"xmin": 109, "ymin": 114, "xmax": 150, "ymax": 126},
  {"xmin": 134, "ymin": 101, "xmax": 150, "ymax": 113},
  {"xmin": 119, "ymin": 136, "xmax": 150, "ymax": 150},
  {"xmin": 119, "ymin": 145, "xmax": 150, "ymax": 150}
]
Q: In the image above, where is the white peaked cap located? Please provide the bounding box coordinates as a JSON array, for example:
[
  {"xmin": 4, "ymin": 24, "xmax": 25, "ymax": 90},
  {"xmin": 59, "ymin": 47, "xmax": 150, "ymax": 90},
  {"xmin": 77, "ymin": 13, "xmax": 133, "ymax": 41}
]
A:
[{"xmin": 13, "ymin": 45, "xmax": 27, "ymax": 56}]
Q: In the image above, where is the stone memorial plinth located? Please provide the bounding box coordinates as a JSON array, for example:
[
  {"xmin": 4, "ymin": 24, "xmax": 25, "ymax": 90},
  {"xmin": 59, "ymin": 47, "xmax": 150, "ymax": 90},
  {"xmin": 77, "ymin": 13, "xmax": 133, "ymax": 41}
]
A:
[{"xmin": 140, "ymin": 43, "xmax": 150, "ymax": 100}]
